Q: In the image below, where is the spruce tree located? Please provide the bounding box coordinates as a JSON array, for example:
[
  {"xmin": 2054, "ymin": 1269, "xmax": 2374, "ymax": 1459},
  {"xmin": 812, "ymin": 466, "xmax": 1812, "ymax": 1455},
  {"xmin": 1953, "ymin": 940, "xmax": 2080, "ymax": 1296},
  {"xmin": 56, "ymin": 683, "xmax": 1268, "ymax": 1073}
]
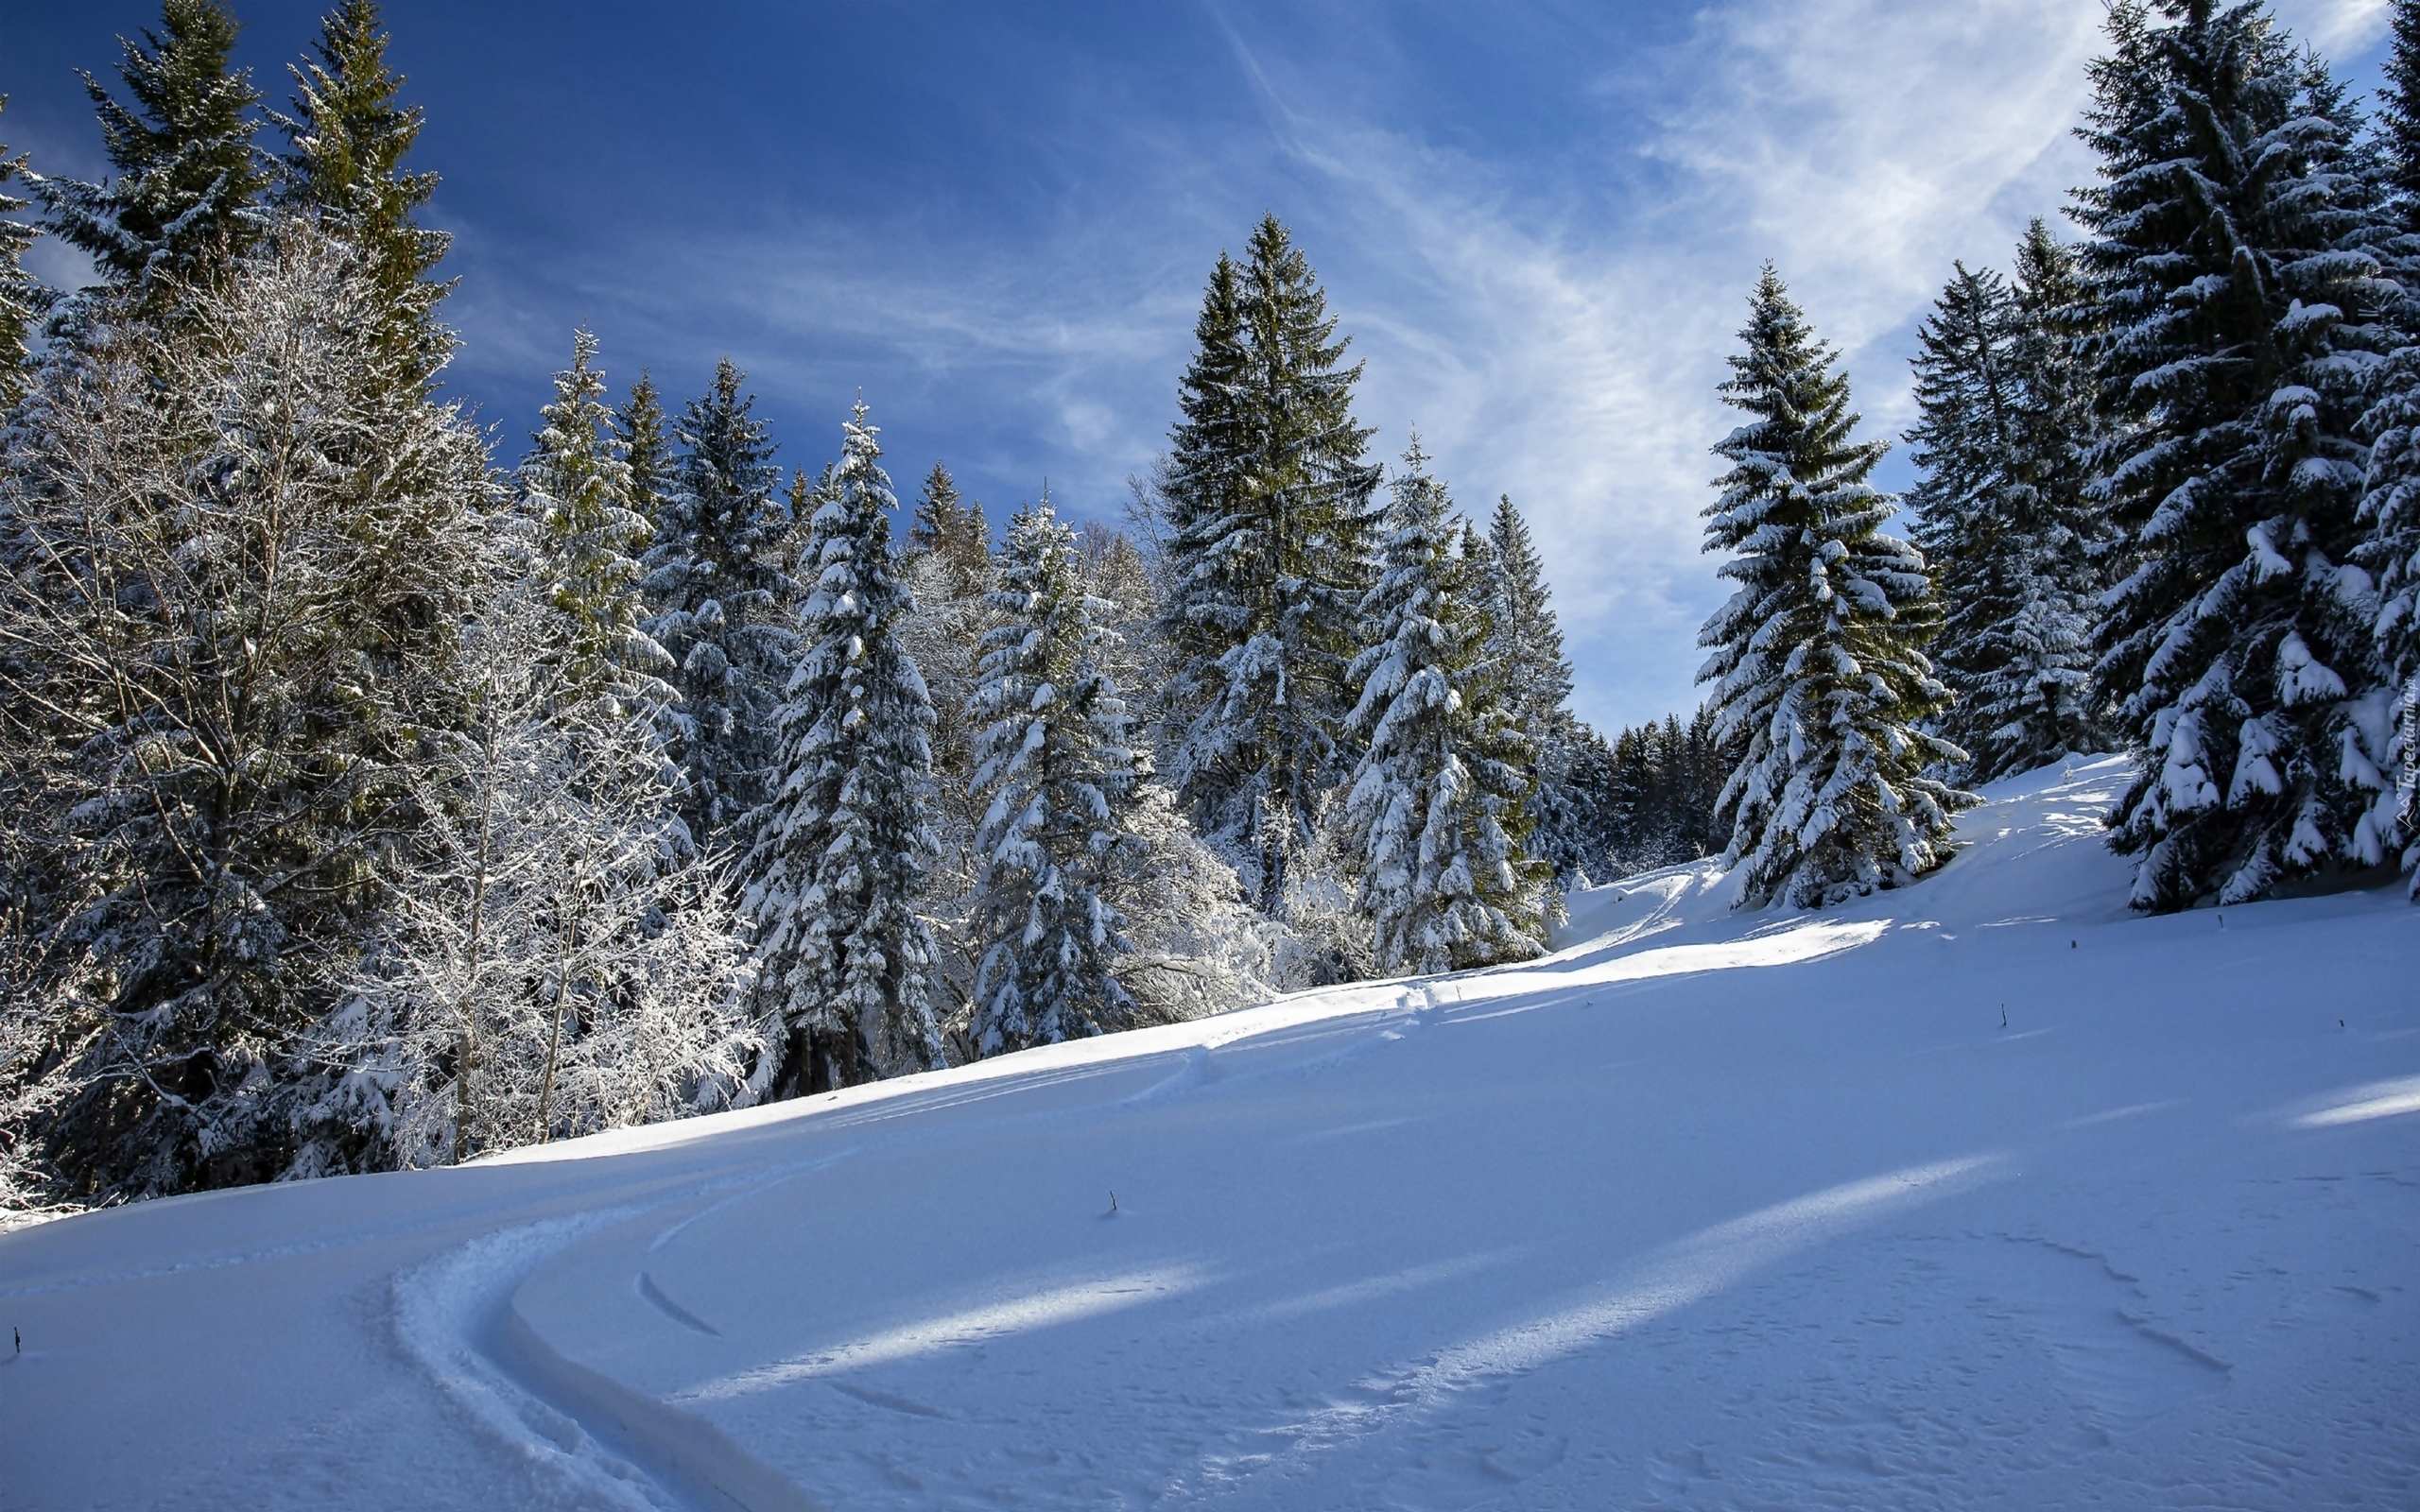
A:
[
  {"xmin": 1558, "ymin": 723, "xmax": 1617, "ymax": 874},
  {"xmin": 1699, "ymin": 266, "xmax": 1967, "ymax": 909},
  {"xmin": 640, "ymin": 359, "xmax": 795, "ymax": 842},
  {"xmin": 616, "ymin": 370, "xmax": 672, "ymax": 522},
  {"xmin": 743, "ymin": 406, "xmax": 942, "ymax": 1093},
  {"xmin": 1481, "ymin": 493, "xmax": 1593, "ymax": 881},
  {"xmin": 520, "ymin": 329, "xmax": 669, "ymax": 702},
  {"xmin": 270, "ymin": 0, "xmax": 448, "ymax": 381},
  {"xmin": 1601, "ymin": 723, "xmax": 1658, "ymax": 871},
  {"xmin": 966, "ymin": 497, "xmax": 1146, "ymax": 1053},
  {"xmin": 1339, "ymin": 441, "xmax": 1550, "ymax": 972},
  {"xmin": 1157, "ymin": 215, "xmax": 1383, "ymax": 908},
  {"xmin": 1904, "ymin": 232, "xmax": 2109, "ymax": 785},
  {"xmin": 31, "ymin": 0, "xmax": 267, "ymax": 307},
  {"xmin": 2076, "ymin": 1, "xmax": 2402, "ymax": 908},
  {"xmin": 2384, "ymin": 0, "xmax": 2420, "ymax": 232},
  {"xmin": 2372, "ymin": 402, "xmax": 2420, "ymax": 883},
  {"xmin": 908, "ymin": 460, "xmax": 991, "ymax": 599},
  {"xmin": 2360, "ymin": 0, "xmax": 2420, "ymax": 887},
  {"xmin": 897, "ymin": 458, "xmax": 997, "ymax": 1009},
  {"xmin": 0, "ymin": 100, "xmax": 47, "ymax": 413},
  {"xmin": 1160, "ymin": 251, "xmax": 1250, "ymax": 592},
  {"xmin": 1460, "ymin": 518, "xmax": 1495, "ymax": 586}
]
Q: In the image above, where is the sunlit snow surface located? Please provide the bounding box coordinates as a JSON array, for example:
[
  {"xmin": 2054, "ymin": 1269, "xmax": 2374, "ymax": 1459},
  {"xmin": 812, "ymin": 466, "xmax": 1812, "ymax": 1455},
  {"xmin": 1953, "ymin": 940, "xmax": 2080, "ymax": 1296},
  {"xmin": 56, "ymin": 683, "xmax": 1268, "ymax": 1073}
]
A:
[{"xmin": 5, "ymin": 756, "xmax": 2417, "ymax": 1510}]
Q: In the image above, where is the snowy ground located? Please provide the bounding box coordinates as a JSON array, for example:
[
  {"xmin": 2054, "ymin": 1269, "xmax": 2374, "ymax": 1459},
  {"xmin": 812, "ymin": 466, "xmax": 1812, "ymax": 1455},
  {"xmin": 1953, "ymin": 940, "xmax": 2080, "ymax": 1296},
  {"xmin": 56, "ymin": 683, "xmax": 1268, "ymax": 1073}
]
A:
[{"xmin": 3, "ymin": 756, "xmax": 2416, "ymax": 1510}]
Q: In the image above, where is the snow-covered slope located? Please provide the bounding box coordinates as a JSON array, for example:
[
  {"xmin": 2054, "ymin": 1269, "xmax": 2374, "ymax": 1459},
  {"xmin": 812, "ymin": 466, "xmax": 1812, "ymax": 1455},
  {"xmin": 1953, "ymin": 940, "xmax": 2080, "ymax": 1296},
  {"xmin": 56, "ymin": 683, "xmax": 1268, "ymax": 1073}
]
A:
[{"xmin": 4, "ymin": 757, "xmax": 2415, "ymax": 1510}]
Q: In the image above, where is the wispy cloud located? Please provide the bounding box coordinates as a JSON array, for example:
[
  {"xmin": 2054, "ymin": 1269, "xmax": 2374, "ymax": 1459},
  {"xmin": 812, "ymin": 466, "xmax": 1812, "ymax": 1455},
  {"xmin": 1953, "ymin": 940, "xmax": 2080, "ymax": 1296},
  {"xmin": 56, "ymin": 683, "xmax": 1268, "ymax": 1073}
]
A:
[
  {"xmin": 1220, "ymin": 0, "xmax": 2109, "ymax": 728},
  {"xmin": 2274, "ymin": 0, "xmax": 2393, "ymax": 54},
  {"xmin": 426, "ymin": 0, "xmax": 2393, "ymax": 732}
]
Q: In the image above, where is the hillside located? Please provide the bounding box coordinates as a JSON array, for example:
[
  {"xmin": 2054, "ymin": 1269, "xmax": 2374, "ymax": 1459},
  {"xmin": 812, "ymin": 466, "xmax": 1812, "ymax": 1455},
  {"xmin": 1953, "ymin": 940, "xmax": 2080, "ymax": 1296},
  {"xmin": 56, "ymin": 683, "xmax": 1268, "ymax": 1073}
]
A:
[{"xmin": 2, "ymin": 755, "xmax": 2414, "ymax": 1510}]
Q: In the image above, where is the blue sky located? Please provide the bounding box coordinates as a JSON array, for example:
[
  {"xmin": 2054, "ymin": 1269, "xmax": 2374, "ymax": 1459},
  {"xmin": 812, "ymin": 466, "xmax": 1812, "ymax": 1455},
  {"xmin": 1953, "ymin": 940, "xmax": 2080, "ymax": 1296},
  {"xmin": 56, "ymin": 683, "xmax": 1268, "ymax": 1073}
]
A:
[{"xmin": 0, "ymin": 0, "xmax": 2398, "ymax": 732}]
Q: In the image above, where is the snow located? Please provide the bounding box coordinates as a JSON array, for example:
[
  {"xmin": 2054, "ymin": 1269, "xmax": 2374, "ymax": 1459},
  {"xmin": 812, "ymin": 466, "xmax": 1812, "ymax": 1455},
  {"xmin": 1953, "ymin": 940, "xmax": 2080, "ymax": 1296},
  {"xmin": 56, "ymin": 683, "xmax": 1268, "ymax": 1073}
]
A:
[{"xmin": 5, "ymin": 756, "xmax": 2417, "ymax": 1510}]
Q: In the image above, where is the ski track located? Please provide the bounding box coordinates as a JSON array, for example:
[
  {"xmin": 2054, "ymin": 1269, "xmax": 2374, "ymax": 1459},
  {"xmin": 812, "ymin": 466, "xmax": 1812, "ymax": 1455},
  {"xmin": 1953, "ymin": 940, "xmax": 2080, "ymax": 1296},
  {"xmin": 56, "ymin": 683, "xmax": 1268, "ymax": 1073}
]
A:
[
  {"xmin": 391, "ymin": 1208, "xmax": 680, "ymax": 1512},
  {"xmin": 390, "ymin": 1154, "xmax": 868, "ymax": 1512}
]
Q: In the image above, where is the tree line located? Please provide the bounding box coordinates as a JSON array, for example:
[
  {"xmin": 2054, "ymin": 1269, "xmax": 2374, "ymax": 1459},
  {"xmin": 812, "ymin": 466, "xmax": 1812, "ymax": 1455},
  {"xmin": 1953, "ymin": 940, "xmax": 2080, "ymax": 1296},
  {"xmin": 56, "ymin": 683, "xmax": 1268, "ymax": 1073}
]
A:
[{"xmin": 0, "ymin": 0, "xmax": 1594, "ymax": 1217}]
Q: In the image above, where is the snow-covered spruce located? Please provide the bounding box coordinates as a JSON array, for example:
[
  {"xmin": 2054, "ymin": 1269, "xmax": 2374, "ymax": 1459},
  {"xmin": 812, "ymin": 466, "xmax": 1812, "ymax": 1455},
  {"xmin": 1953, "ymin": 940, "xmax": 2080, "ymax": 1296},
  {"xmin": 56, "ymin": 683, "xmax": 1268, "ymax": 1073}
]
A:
[
  {"xmin": 1156, "ymin": 215, "xmax": 1383, "ymax": 909},
  {"xmin": 1698, "ymin": 265, "xmax": 1969, "ymax": 910},
  {"xmin": 1074, "ymin": 526, "xmax": 1167, "ymax": 756},
  {"xmin": 518, "ymin": 328, "xmax": 672, "ymax": 705},
  {"xmin": 639, "ymin": 358, "xmax": 797, "ymax": 845},
  {"xmin": 294, "ymin": 557, "xmax": 763, "ymax": 1174},
  {"xmin": 907, "ymin": 459, "xmax": 993, "ymax": 604},
  {"xmin": 898, "ymin": 460, "xmax": 997, "ymax": 1010},
  {"xmin": 966, "ymin": 497, "xmax": 1147, "ymax": 1054},
  {"xmin": 2367, "ymin": 363, "xmax": 2420, "ymax": 890},
  {"xmin": 0, "ymin": 98, "xmax": 48, "ymax": 412},
  {"xmin": 26, "ymin": 0, "xmax": 267, "ymax": 312},
  {"xmin": 270, "ymin": 0, "xmax": 451, "ymax": 384},
  {"xmin": 615, "ymin": 369, "xmax": 673, "ymax": 520},
  {"xmin": 1904, "ymin": 224, "xmax": 2111, "ymax": 785},
  {"xmin": 742, "ymin": 406, "xmax": 943, "ymax": 1093},
  {"xmin": 1477, "ymin": 492, "xmax": 1597, "ymax": 885},
  {"xmin": 2075, "ymin": 1, "xmax": 2401, "ymax": 909},
  {"xmin": 2360, "ymin": 0, "xmax": 2420, "ymax": 891},
  {"xmin": 1337, "ymin": 441, "xmax": 1552, "ymax": 973}
]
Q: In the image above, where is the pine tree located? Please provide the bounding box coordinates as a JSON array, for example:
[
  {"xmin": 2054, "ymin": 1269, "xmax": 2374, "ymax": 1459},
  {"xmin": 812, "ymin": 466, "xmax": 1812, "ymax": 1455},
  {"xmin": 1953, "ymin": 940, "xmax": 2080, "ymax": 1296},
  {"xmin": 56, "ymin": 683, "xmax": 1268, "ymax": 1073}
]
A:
[
  {"xmin": 1699, "ymin": 266, "xmax": 1967, "ymax": 909},
  {"xmin": 1157, "ymin": 215, "xmax": 1384, "ymax": 909},
  {"xmin": 0, "ymin": 100, "xmax": 48, "ymax": 412},
  {"xmin": 1338, "ymin": 441, "xmax": 1551, "ymax": 973},
  {"xmin": 640, "ymin": 359, "xmax": 795, "ymax": 842},
  {"xmin": 1904, "ymin": 229, "xmax": 2109, "ymax": 785},
  {"xmin": 30, "ymin": 0, "xmax": 267, "ymax": 307},
  {"xmin": 616, "ymin": 370, "xmax": 672, "ymax": 523},
  {"xmin": 966, "ymin": 496, "xmax": 1146, "ymax": 1053},
  {"xmin": 0, "ymin": 225, "xmax": 491, "ymax": 1199},
  {"xmin": 743, "ymin": 406, "xmax": 942, "ymax": 1093},
  {"xmin": 270, "ymin": 0, "xmax": 448, "ymax": 381},
  {"xmin": 2076, "ymin": 2, "xmax": 2401, "ymax": 908},
  {"xmin": 520, "ymin": 329, "xmax": 669, "ymax": 702}
]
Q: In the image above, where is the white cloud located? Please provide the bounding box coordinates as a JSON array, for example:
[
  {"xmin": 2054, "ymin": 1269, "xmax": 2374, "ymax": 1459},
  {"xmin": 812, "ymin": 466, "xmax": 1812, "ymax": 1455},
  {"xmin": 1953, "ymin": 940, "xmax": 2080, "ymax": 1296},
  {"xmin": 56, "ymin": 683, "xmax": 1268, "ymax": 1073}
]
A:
[
  {"xmin": 2273, "ymin": 0, "xmax": 2393, "ymax": 54},
  {"xmin": 1236, "ymin": 0, "xmax": 2109, "ymax": 730}
]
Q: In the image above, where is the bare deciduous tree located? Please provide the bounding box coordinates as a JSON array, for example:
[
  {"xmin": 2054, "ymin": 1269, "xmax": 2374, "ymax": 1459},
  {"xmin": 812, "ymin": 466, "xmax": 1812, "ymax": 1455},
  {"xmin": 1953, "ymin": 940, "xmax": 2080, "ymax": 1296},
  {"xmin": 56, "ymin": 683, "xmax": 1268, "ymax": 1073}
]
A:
[
  {"xmin": 0, "ymin": 225, "xmax": 489, "ymax": 1198},
  {"xmin": 295, "ymin": 561, "xmax": 765, "ymax": 1172}
]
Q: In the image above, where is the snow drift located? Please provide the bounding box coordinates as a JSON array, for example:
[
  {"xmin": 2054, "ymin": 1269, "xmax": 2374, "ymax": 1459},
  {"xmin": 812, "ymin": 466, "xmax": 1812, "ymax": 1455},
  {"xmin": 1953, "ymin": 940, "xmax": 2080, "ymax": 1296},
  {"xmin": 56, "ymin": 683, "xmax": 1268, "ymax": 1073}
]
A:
[{"xmin": 3, "ymin": 756, "xmax": 2415, "ymax": 1510}]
